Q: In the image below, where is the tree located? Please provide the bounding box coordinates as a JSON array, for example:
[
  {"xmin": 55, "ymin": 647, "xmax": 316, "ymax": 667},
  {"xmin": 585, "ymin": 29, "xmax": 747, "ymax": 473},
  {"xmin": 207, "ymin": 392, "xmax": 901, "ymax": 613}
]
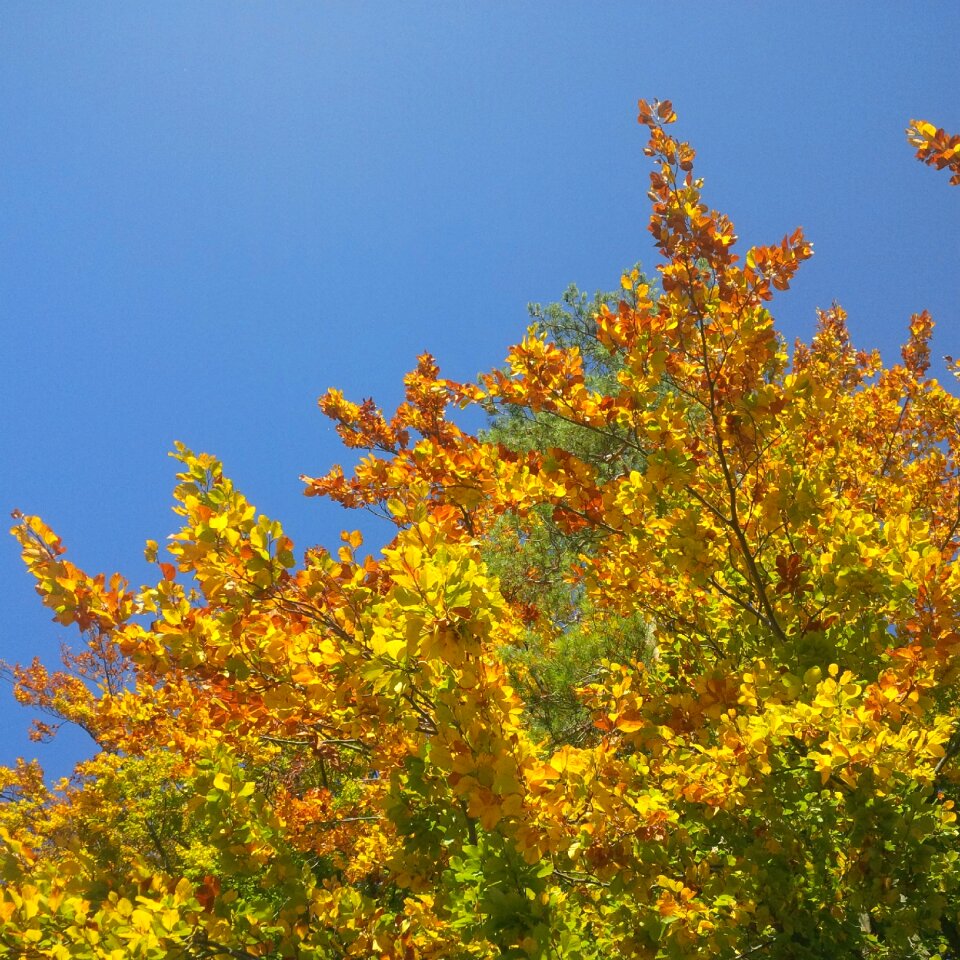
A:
[
  {"xmin": 2, "ymin": 102, "xmax": 960, "ymax": 959},
  {"xmin": 481, "ymin": 277, "xmax": 655, "ymax": 750}
]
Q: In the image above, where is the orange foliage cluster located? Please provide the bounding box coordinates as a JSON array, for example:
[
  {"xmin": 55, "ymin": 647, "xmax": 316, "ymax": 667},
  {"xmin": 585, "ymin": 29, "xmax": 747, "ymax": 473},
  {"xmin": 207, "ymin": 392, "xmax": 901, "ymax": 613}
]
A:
[{"xmin": 907, "ymin": 119, "xmax": 960, "ymax": 185}]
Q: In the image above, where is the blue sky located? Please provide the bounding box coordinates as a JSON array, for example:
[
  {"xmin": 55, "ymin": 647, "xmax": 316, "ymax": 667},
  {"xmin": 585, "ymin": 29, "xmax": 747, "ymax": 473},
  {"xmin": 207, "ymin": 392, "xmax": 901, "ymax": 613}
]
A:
[{"xmin": 2, "ymin": 3, "xmax": 958, "ymax": 779}]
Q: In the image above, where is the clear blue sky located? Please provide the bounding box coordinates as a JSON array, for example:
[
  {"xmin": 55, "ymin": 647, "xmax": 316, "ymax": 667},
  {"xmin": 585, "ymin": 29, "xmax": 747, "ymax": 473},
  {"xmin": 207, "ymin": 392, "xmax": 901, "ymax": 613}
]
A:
[{"xmin": 2, "ymin": 4, "xmax": 958, "ymax": 779}]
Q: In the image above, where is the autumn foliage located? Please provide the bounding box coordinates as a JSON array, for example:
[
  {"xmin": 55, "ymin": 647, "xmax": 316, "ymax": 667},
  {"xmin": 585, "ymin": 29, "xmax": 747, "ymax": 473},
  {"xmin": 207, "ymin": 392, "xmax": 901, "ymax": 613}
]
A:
[
  {"xmin": 907, "ymin": 119, "xmax": 960, "ymax": 185},
  {"xmin": 3, "ymin": 105, "xmax": 960, "ymax": 959}
]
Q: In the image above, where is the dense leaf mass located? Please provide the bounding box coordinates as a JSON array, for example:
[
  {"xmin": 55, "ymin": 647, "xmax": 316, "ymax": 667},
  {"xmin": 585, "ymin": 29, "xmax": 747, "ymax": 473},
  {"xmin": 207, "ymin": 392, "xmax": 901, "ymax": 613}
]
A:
[{"xmin": 4, "ymin": 105, "xmax": 960, "ymax": 959}]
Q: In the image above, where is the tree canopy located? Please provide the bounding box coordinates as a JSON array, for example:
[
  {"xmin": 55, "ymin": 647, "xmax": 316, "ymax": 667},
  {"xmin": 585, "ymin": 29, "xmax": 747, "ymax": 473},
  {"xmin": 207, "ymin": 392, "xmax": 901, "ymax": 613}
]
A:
[{"xmin": 3, "ymin": 103, "xmax": 960, "ymax": 959}]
